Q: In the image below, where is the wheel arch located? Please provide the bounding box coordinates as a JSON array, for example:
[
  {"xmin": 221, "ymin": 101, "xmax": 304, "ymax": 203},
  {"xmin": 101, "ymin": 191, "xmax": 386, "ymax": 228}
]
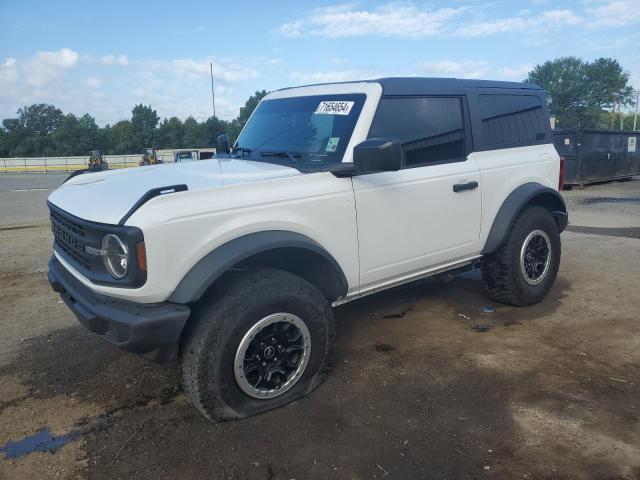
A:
[
  {"xmin": 482, "ymin": 182, "xmax": 567, "ymax": 255},
  {"xmin": 169, "ymin": 230, "xmax": 349, "ymax": 304}
]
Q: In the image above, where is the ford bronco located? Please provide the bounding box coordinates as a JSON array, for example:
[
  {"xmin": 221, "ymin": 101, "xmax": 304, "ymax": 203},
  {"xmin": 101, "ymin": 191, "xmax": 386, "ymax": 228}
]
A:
[{"xmin": 47, "ymin": 78, "xmax": 567, "ymax": 420}]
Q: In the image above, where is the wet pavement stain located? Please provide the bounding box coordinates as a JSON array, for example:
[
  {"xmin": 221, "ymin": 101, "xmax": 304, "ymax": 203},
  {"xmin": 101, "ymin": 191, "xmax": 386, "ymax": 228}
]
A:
[
  {"xmin": 0, "ymin": 427, "xmax": 80, "ymax": 459},
  {"xmin": 374, "ymin": 342, "xmax": 395, "ymax": 353}
]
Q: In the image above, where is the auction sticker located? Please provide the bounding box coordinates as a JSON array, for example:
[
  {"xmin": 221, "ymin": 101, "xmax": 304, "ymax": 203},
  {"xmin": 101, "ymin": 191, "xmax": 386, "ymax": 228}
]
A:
[
  {"xmin": 628, "ymin": 136, "xmax": 637, "ymax": 153},
  {"xmin": 315, "ymin": 101, "xmax": 354, "ymax": 115},
  {"xmin": 326, "ymin": 137, "xmax": 340, "ymax": 152}
]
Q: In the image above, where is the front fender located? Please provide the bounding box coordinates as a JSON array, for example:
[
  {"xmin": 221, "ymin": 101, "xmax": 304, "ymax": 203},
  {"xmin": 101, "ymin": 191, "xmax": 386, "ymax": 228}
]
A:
[
  {"xmin": 168, "ymin": 230, "xmax": 348, "ymax": 304},
  {"xmin": 482, "ymin": 182, "xmax": 567, "ymax": 254}
]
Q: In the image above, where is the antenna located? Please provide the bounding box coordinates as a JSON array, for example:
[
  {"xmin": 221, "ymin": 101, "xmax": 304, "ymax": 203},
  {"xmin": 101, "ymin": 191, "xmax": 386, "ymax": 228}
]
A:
[{"xmin": 210, "ymin": 62, "xmax": 216, "ymax": 119}]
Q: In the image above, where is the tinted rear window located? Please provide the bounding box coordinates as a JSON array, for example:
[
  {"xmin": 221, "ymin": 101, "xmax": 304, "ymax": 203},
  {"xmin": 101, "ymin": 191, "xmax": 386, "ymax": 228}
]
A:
[{"xmin": 479, "ymin": 94, "xmax": 546, "ymax": 149}]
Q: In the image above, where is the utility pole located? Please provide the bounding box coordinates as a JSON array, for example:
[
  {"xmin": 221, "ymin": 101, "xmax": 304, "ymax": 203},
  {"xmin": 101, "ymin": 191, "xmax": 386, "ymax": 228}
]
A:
[
  {"xmin": 634, "ymin": 90, "xmax": 639, "ymax": 131},
  {"xmin": 210, "ymin": 62, "xmax": 216, "ymax": 119}
]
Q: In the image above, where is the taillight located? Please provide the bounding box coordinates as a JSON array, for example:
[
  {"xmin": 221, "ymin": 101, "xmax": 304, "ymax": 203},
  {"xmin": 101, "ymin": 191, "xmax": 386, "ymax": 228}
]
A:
[
  {"xmin": 558, "ymin": 156, "xmax": 565, "ymax": 191},
  {"xmin": 136, "ymin": 242, "xmax": 147, "ymax": 271}
]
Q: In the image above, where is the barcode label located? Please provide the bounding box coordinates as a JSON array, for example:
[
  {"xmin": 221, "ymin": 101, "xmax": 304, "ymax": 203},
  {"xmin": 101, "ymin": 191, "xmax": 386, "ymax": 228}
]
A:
[{"xmin": 314, "ymin": 101, "xmax": 354, "ymax": 115}]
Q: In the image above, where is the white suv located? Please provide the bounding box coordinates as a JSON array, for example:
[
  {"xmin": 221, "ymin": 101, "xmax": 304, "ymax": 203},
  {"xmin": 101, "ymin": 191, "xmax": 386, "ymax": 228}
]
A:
[{"xmin": 47, "ymin": 78, "xmax": 567, "ymax": 420}]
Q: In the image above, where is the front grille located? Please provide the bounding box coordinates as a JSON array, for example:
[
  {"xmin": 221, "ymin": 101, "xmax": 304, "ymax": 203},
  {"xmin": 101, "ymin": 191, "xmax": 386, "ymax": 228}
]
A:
[{"xmin": 50, "ymin": 209, "xmax": 93, "ymax": 271}]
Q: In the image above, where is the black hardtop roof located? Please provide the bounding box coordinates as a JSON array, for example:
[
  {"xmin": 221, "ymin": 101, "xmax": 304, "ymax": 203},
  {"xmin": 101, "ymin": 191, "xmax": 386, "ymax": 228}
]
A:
[
  {"xmin": 376, "ymin": 77, "xmax": 542, "ymax": 95},
  {"xmin": 277, "ymin": 77, "xmax": 542, "ymax": 96}
]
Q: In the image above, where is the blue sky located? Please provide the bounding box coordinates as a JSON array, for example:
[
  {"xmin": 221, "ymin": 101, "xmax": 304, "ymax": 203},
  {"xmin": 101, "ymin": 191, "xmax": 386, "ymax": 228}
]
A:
[{"xmin": 1, "ymin": 0, "xmax": 639, "ymax": 125}]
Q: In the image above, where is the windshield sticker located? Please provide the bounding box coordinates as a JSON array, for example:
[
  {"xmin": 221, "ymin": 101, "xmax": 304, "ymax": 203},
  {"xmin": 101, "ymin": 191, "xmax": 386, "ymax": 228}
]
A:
[
  {"xmin": 315, "ymin": 101, "xmax": 354, "ymax": 115},
  {"xmin": 326, "ymin": 137, "xmax": 340, "ymax": 152}
]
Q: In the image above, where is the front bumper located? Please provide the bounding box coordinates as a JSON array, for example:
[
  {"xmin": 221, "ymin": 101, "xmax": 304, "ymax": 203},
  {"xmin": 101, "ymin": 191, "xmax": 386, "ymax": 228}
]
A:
[{"xmin": 48, "ymin": 256, "xmax": 190, "ymax": 361}]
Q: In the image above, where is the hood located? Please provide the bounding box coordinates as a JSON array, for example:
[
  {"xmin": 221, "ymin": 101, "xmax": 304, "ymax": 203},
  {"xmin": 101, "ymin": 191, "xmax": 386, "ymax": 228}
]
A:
[{"xmin": 47, "ymin": 158, "xmax": 301, "ymax": 225}]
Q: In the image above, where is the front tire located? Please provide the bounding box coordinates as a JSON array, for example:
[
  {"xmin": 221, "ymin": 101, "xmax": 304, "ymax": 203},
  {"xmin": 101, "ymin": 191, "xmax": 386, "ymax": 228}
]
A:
[
  {"xmin": 180, "ymin": 268, "xmax": 335, "ymax": 421},
  {"xmin": 482, "ymin": 206, "xmax": 561, "ymax": 307}
]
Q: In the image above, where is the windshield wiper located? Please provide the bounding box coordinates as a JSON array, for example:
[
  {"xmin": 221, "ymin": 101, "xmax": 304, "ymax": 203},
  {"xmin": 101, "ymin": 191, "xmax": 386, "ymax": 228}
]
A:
[{"xmin": 260, "ymin": 150, "xmax": 302, "ymax": 163}]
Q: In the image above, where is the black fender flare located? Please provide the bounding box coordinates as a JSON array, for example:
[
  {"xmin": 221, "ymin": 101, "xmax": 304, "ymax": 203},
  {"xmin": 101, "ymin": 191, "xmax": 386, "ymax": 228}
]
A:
[
  {"xmin": 482, "ymin": 182, "xmax": 567, "ymax": 254},
  {"xmin": 168, "ymin": 230, "xmax": 348, "ymax": 304}
]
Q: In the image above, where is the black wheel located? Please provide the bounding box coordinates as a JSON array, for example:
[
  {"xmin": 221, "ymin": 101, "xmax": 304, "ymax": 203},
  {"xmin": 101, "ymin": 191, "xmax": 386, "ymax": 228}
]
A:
[
  {"xmin": 482, "ymin": 206, "xmax": 561, "ymax": 307},
  {"xmin": 180, "ymin": 268, "xmax": 335, "ymax": 421}
]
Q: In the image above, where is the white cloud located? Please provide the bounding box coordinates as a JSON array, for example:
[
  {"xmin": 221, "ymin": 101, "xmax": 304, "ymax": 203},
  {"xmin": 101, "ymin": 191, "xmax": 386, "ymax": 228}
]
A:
[
  {"xmin": 586, "ymin": 0, "xmax": 640, "ymax": 28},
  {"xmin": 456, "ymin": 10, "xmax": 580, "ymax": 37},
  {"xmin": 85, "ymin": 76, "xmax": 102, "ymax": 89},
  {"xmin": 279, "ymin": 3, "xmax": 585, "ymax": 39},
  {"xmin": 456, "ymin": 17, "xmax": 528, "ymax": 36},
  {"xmin": 280, "ymin": 3, "xmax": 465, "ymax": 38},
  {"xmin": 25, "ymin": 48, "xmax": 79, "ymax": 87},
  {"xmin": 278, "ymin": 19, "xmax": 304, "ymax": 37},
  {"xmin": 415, "ymin": 60, "xmax": 490, "ymax": 79},
  {"xmin": 164, "ymin": 58, "xmax": 257, "ymax": 83},
  {"xmin": 0, "ymin": 57, "xmax": 18, "ymax": 84},
  {"xmin": 541, "ymin": 9, "xmax": 581, "ymax": 25},
  {"xmin": 100, "ymin": 54, "xmax": 129, "ymax": 66},
  {"xmin": 0, "ymin": 49, "xmax": 260, "ymax": 125},
  {"xmin": 290, "ymin": 69, "xmax": 381, "ymax": 84},
  {"xmin": 497, "ymin": 64, "xmax": 534, "ymax": 80}
]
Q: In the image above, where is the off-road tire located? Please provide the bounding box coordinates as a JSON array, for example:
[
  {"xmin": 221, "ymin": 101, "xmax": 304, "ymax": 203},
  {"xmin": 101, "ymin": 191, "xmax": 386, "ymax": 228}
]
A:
[
  {"xmin": 180, "ymin": 268, "xmax": 335, "ymax": 421},
  {"xmin": 482, "ymin": 206, "xmax": 561, "ymax": 307}
]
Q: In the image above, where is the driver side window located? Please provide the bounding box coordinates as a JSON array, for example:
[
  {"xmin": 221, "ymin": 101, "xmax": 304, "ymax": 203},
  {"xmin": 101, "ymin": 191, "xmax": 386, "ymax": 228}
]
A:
[{"xmin": 368, "ymin": 97, "xmax": 466, "ymax": 167}]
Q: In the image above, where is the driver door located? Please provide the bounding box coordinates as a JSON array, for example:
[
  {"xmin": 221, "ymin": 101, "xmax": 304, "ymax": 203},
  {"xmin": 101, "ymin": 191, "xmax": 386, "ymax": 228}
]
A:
[{"xmin": 353, "ymin": 96, "xmax": 481, "ymax": 291}]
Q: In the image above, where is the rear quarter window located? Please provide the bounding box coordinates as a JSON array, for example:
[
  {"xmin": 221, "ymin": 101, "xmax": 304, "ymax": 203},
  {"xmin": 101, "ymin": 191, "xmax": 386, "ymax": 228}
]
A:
[{"xmin": 479, "ymin": 94, "xmax": 547, "ymax": 149}]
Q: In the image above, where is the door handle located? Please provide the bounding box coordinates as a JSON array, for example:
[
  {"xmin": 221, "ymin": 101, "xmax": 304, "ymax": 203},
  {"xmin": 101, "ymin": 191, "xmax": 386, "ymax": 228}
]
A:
[{"xmin": 452, "ymin": 181, "xmax": 478, "ymax": 192}]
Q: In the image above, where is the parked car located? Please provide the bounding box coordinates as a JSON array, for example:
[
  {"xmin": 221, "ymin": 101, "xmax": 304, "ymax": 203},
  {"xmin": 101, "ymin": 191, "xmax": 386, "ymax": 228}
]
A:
[{"xmin": 47, "ymin": 78, "xmax": 567, "ymax": 421}]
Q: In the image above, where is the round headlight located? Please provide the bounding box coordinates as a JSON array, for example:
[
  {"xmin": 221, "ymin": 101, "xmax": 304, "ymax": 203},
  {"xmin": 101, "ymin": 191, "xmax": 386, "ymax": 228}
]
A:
[{"xmin": 102, "ymin": 234, "xmax": 128, "ymax": 279}]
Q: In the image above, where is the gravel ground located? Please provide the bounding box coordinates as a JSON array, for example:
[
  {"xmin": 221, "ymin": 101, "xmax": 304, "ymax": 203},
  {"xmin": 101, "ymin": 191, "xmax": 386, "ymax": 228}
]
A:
[{"xmin": 0, "ymin": 176, "xmax": 639, "ymax": 480}]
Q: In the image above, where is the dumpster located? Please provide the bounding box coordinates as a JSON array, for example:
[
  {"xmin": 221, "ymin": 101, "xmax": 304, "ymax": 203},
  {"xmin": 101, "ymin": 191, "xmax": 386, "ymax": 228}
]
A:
[{"xmin": 552, "ymin": 128, "xmax": 640, "ymax": 186}]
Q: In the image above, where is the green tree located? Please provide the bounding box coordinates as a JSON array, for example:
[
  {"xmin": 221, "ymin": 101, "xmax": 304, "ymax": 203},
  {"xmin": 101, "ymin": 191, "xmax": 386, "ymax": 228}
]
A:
[
  {"xmin": 204, "ymin": 116, "xmax": 230, "ymax": 146},
  {"xmin": 53, "ymin": 113, "xmax": 101, "ymax": 155},
  {"xmin": 1, "ymin": 118, "xmax": 24, "ymax": 155},
  {"xmin": 182, "ymin": 116, "xmax": 209, "ymax": 148},
  {"xmin": 0, "ymin": 128, "xmax": 9, "ymax": 157},
  {"xmin": 17, "ymin": 104, "xmax": 63, "ymax": 136},
  {"xmin": 0, "ymin": 90, "xmax": 273, "ymax": 157},
  {"xmin": 131, "ymin": 104, "xmax": 159, "ymax": 151},
  {"xmin": 157, "ymin": 117, "xmax": 184, "ymax": 148},
  {"xmin": 104, "ymin": 120, "xmax": 136, "ymax": 154},
  {"xmin": 526, "ymin": 57, "xmax": 635, "ymax": 128}
]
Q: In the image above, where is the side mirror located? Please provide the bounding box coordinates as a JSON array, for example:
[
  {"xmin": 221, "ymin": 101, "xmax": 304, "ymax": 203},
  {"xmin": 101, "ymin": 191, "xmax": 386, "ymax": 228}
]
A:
[
  {"xmin": 217, "ymin": 133, "xmax": 230, "ymax": 155},
  {"xmin": 353, "ymin": 138, "xmax": 403, "ymax": 174}
]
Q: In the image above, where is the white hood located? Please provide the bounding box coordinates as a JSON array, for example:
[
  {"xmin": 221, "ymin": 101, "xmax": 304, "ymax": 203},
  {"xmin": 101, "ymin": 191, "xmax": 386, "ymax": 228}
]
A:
[{"xmin": 47, "ymin": 158, "xmax": 301, "ymax": 224}]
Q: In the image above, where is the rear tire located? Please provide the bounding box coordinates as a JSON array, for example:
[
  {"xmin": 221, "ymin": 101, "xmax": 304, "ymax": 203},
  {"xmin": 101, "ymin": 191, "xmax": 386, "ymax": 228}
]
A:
[
  {"xmin": 482, "ymin": 206, "xmax": 561, "ymax": 307},
  {"xmin": 180, "ymin": 268, "xmax": 335, "ymax": 421}
]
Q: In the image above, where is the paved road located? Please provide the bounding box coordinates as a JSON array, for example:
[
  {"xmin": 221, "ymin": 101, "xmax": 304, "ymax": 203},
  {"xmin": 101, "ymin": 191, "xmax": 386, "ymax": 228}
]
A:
[{"xmin": 0, "ymin": 174, "xmax": 67, "ymax": 227}]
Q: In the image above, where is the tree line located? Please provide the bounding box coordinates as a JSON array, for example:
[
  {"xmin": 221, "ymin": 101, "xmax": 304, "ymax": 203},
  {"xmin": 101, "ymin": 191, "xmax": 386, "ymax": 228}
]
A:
[
  {"xmin": 0, "ymin": 90, "xmax": 268, "ymax": 158},
  {"xmin": 0, "ymin": 56, "xmax": 637, "ymax": 158}
]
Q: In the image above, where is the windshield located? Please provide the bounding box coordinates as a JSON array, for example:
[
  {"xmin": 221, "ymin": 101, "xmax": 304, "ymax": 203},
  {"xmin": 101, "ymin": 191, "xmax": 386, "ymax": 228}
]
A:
[{"xmin": 233, "ymin": 94, "xmax": 366, "ymax": 171}]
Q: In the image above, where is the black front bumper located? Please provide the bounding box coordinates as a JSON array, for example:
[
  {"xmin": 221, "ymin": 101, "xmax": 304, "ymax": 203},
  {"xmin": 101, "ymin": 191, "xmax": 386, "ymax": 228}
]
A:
[{"xmin": 48, "ymin": 256, "xmax": 190, "ymax": 361}]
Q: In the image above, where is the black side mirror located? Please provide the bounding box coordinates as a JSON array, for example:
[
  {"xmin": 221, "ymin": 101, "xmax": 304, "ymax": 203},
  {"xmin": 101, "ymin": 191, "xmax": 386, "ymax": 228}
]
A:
[
  {"xmin": 217, "ymin": 133, "xmax": 230, "ymax": 155},
  {"xmin": 353, "ymin": 138, "xmax": 403, "ymax": 174}
]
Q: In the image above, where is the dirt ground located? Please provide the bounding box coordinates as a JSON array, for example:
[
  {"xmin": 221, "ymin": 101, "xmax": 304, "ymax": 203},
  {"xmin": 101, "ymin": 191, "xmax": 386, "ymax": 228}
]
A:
[{"xmin": 0, "ymin": 176, "xmax": 639, "ymax": 480}]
